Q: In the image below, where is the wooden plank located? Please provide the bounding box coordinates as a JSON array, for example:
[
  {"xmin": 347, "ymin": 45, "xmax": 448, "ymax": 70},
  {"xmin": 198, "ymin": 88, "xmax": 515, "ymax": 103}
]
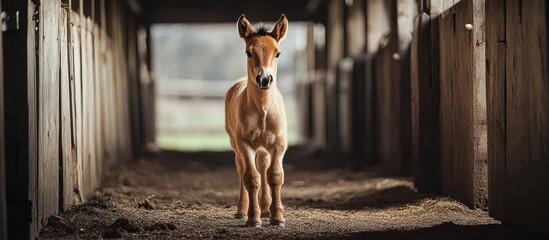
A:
[
  {"xmin": 525, "ymin": 1, "xmax": 549, "ymax": 234},
  {"xmin": 71, "ymin": 10, "xmax": 85, "ymax": 202},
  {"xmin": 471, "ymin": 0, "xmax": 487, "ymax": 209},
  {"xmin": 85, "ymin": 17, "xmax": 98, "ymax": 195},
  {"xmin": 505, "ymin": 0, "xmax": 530, "ymax": 228},
  {"xmin": 346, "ymin": 0, "xmax": 366, "ymax": 57},
  {"xmin": 119, "ymin": 8, "xmax": 132, "ymax": 163},
  {"xmin": 439, "ymin": 7, "xmax": 453, "ymax": 197},
  {"xmin": 144, "ymin": 26, "xmax": 156, "ymax": 155},
  {"xmin": 428, "ymin": 1, "xmax": 442, "ymax": 192},
  {"xmin": 527, "ymin": 2, "xmax": 549, "ymax": 234},
  {"xmin": 114, "ymin": 2, "xmax": 124, "ymax": 164},
  {"xmin": 485, "ymin": 0, "xmax": 506, "ymax": 221},
  {"xmin": 27, "ymin": 1, "xmax": 39, "ymax": 238},
  {"xmin": 0, "ymin": 0, "xmax": 6, "ymax": 238},
  {"xmin": 80, "ymin": 14, "xmax": 90, "ymax": 199},
  {"xmin": 326, "ymin": 0, "xmax": 344, "ymax": 154},
  {"xmin": 85, "ymin": 17, "xmax": 100, "ymax": 194},
  {"xmin": 126, "ymin": 10, "xmax": 142, "ymax": 158},
  {"xmin": 105, "ymin": 39, "xmax": 116, "ymax": 171},
  {"xmin": 411, "ymin": 11, "xmax": 441, "ymax": 192},
  {"xmin": 59, "ymin": 7, "xmax": 78, "ymax": 210},
  {"xmin": 121, "ymin": 7, "xmax": 133, "ymax": 163},
  {"xmin": 312, "ymin": 74, "xmax": 326, "ymax": 148},
  {"xmin": 438, "ymin": 0, "xmax": 487, "ymax": 208},
  {"xmin": 396, "ymin": 0, "xmax": 414, "ymax": 176},
  {"xmin": 38, "ymin": 0, "xmax": 61, "ymax": 228},
  {"xmin": 505, "ymin": 0, "xmax": 549, "ymax": 235},
  {"xmin": 92, "ymin": 20, "xmax": 103, "ymax": 190},
  {"xmin": 373, "ymin": 0, "xmax": 409, "ymax": 174}
]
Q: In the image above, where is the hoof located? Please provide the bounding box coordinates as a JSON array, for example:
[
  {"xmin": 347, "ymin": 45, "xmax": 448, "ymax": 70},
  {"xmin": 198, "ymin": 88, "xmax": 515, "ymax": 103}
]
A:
[
  {"xmin": 245, "ymin": 219, "xmax": 262, "ymax": 228},
  {"xmin": 261, "ymin": 212, "xmax": 271, "ymax": 218},
  {"xmin": 270, "ymin": 218, "xmax": 286, "ymax": 227},
  {"xmin": 234, "ymin": 212, "xmax": 247, "ymax": 220}
]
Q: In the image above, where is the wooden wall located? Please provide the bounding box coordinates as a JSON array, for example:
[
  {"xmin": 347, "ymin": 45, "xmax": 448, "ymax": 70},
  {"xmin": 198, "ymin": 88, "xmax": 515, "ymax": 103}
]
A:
[
  {"xmin": 486, "ymin": 0, "xmax": 549, "ymax": 235},
  {"xmin": 437, "ymin": 0, "xmax": 487, "ymax": 209},
  {"xmin": 3, "ymin": 0, "xmax": 150, "ymax": 238}
]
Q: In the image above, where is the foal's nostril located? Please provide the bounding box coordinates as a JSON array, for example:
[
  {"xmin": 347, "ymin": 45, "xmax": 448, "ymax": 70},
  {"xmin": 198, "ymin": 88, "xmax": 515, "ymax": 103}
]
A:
[
  {"xmin": 268, "ymin": 75, "xmax": 273, "ymax": 84},
  {"xmin": 256, "ymin": 75, "xmax": 262, "ymax": 85}
]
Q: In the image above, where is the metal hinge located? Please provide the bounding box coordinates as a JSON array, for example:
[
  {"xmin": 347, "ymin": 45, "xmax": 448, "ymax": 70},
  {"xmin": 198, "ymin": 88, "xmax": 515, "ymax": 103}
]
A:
[{"xmin": 1, "ymin": 11, "xmax": 20, "ymax": 32}]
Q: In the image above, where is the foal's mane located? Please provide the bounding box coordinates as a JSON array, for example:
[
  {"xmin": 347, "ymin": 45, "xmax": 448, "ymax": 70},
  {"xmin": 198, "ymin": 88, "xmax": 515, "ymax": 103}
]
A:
[{"xmin": 254, "ymin": 23, "xmax": 271, "ymax": 36}]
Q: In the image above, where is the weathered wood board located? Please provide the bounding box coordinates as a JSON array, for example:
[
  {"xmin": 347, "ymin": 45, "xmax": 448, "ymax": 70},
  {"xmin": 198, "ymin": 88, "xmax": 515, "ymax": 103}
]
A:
[
  {"xmin": 0, "ymin": 1, "xmax": 5, "ymax": 238},
  {"xmin": 502, "ymin": 0, "xmax": 549, "ymax": 235},
  {"xmin": 60, "ymin": 7, "xmax": 79, "ymax": 211},
  {"xmin": 485, "ymin": 0, "xmax": 507, "ymax": 222},
  {"xmin": 38, "ymin": 0, "xmax": 61, "ymax": 230},
  {"xmin": 438, "ymin": 0, "xmax": 487, "ymax": 208}
]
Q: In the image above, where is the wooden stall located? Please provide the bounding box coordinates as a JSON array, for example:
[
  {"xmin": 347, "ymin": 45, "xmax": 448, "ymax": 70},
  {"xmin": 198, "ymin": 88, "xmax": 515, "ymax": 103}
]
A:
[
  {"xmin": 486, "ymin": 0, "xmax": 549, "ymax": 235},
  {"xmin": 2, "ymin": 0, "xmax": 152, "ymax": 238}
]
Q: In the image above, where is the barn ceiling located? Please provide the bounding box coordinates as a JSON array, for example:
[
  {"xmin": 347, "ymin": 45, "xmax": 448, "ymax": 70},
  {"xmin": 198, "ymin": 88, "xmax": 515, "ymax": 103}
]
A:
[{"xmin": 136, "ymin": 0, "xmax": 326, "ymax": 24}]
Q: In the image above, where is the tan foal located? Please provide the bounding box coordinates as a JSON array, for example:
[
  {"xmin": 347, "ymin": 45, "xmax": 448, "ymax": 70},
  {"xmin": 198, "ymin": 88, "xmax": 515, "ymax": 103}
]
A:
[{"xmin": 224, "ymin": 14, "xmax": 289, "ymax": 227}]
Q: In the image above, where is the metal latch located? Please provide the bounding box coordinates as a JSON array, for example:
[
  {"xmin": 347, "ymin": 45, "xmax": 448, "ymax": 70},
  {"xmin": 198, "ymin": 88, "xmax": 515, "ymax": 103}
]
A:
[{"xmin": 1, "ymin": 11, "xmax": 20, "ymax": 32}]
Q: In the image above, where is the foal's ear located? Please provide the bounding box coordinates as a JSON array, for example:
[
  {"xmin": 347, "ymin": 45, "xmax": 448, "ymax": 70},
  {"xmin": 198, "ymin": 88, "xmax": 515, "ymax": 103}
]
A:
[
  {"xmin": 237, "ymin": 14, "xmax": 253, "ymax": 39},
  {"xmin": 270, "ymin": 14, "xmax": 288, "ymax": 42}
]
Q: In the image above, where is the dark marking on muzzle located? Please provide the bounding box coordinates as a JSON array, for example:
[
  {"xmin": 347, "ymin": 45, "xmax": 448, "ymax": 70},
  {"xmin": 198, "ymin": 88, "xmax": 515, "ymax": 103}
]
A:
[{"xmin": 256, "ymin": 74, "xmax": 273, "ymax": 90}]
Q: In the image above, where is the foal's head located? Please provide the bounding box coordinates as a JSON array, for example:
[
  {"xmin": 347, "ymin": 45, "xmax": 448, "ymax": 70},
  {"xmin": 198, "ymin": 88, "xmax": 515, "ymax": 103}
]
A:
[{"xmin": 237, "ymin": 14, "xmax": 288, "ymax": 91}]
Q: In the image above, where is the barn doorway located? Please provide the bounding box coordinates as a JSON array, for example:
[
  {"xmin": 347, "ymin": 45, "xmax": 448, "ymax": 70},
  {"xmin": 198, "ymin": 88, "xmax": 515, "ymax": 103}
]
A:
[{"xmin": 151, "ymin": 23, "xmax": 307, "ymax": 151}]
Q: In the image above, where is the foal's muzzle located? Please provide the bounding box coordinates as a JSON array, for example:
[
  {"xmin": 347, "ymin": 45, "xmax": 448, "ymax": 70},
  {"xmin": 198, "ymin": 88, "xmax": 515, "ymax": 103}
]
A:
[{"xmin": 256, "ymin": 74, "xmax": 273, "ymax": 90}]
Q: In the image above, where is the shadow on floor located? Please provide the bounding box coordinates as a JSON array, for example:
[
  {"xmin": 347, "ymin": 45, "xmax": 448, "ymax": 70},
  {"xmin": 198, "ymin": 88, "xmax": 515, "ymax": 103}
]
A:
[{"xmin": 332, "ymin": 222, "xmax": 547, "ymax": 240}]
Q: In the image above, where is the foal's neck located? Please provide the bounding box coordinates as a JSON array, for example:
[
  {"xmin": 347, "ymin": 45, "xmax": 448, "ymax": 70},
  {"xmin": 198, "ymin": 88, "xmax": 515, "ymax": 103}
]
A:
[{"xmin": 247, "ymin": 77, "xmax": 276, "ymax": 113}]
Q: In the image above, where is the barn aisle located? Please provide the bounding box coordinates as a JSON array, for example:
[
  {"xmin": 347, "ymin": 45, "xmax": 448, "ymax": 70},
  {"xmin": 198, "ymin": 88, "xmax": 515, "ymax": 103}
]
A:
[{"xmin": 38, "ymin": 149, "xmax": 536, "ymax": 240}]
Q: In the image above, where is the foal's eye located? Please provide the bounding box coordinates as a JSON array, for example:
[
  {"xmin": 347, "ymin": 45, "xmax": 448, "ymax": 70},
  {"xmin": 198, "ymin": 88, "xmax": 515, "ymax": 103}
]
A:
[
  {"xmin": 275, "ymin": 52, "xmax": 282, "ymax": 58},
  {"xmin": 245, "ymin": 51, "xmax": 252, "ymax": 58}
]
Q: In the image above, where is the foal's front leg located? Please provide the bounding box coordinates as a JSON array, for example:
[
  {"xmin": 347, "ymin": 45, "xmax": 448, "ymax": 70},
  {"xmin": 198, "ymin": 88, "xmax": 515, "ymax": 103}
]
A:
[
  {"xmin": 267, "ymin": 139, "xmax": 287, "ymax": 227},
  {"xmin": 237, "ymin": 141, "xmax": 262, "ymax": 227},
  {"xmin": 234, "ymin": 155, "xmax": 248, "ymax": 219},
  {"xmin": 256, "ymin": 150, "xmax": 272, "ymax": 218}
]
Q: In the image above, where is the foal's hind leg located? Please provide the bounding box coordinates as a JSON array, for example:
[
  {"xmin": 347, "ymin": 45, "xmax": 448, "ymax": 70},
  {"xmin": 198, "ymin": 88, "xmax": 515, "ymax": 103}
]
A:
[{"xmin": 256, "ymin": 149, "xmax": 272, "ymax": 218}]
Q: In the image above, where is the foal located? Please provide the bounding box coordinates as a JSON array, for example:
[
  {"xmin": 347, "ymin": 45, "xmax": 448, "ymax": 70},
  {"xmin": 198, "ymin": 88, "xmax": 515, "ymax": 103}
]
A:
[{"xmin": 225, "ymin": 14, "xmax": 289, "ymax": 227}]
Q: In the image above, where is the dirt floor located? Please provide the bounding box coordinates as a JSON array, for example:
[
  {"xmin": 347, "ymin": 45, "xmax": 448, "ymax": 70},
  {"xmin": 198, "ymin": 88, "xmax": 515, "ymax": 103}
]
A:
[{"xmin": 39, "ymin": 148, "xmax": 544, "ymax": 239}]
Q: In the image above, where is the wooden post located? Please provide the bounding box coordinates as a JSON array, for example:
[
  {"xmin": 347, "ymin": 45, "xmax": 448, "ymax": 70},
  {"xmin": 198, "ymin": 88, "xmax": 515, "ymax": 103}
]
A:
[
  {"xmin": 485, "ymin": 0, "xmax": 506, "ymax": 221},
  {"xmin": 501, "ymin": 0, "xmax": 549, "ymax": 235},
  {"xmin": 371, "ymin": 0, "xmax": 412, "ymax": 174},
  {"xmin": 326, "ymin": 0, "xmax": 344, "ymax": 155},
  {"xmin": 410, "ymin": 0, "xmax": 451, "ymax": 193},
  {"xmin": 439, "ymin": 0, "xmax": 487, "ymax": 208},
  {"xmin": 59, "ymin": 6, "xmax": 78, "ymax": 211},
  {"xmin": 0, "ymin": 1, "xmax": 6, "ymax": 238},
  {"xmin": 38, "ymin": 0, "xmax": 62, "ymax": 229}
]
